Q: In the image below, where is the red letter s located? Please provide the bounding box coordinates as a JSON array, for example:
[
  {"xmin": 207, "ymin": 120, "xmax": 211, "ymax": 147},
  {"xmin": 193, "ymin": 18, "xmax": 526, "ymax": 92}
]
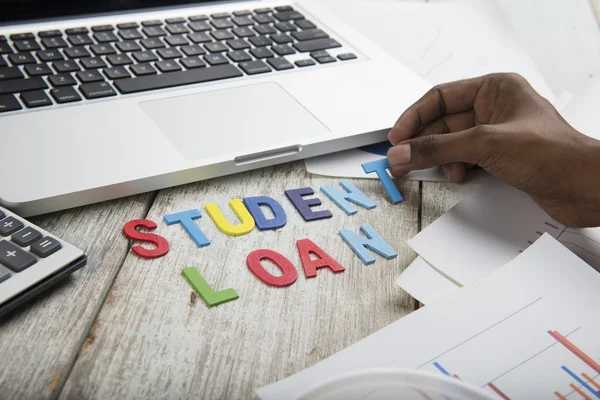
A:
[{"xmin": 123, "ymin": 219, "xmax": 170, "ymax": 259}]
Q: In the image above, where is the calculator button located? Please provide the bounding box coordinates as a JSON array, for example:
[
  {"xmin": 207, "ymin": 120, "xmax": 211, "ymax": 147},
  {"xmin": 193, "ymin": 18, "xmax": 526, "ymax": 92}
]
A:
[
  {"xmin": 0, "ymin": 240, "xmax": 36, "ymax": 272},
  {"xmin": 12, "ymin": 226, "xmax": 42, "ymax": 247},
  {"xmin": 0, "ymin": 217, "xmax": 24, "ymax": 236},
  {"xmin": 0, "ymin": 210, "xmax": 5, "ymax": 219},
  {"xmin": 0, "ymin": 266, "xmax": 10, "ymax": 283},
  {"xmin": 30, "ymin": 237, "xmax": 62, "ymax": 258}
]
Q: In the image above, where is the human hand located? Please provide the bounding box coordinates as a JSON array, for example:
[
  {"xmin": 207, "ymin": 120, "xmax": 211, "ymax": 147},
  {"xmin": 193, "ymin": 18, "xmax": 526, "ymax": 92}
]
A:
[{"xmin": 387, "ymin": 73, "xmax": 600, "ymax": 228}]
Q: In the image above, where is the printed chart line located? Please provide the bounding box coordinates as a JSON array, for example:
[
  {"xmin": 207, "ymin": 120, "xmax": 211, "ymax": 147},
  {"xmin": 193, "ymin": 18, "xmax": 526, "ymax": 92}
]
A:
[
  {"xmin": 562, "ymin": 366, "xmax": 600, "ymax": 399},
  {"xmin": 416, "ymin": 297, "xmax": 543, "ymax": 369}
]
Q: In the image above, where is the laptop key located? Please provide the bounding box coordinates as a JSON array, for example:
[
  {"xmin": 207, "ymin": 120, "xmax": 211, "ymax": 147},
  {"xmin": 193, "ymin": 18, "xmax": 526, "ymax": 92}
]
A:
[
  {"xmin": 239, "ymin": 60, "xmax": 271, "ymax": 75},
  {"xmin": 50, "ymin": 86, "xmax": 82, "ymax": 103},
  {"xmin": 211, "ymin": 12, "xmax": 230, "ymax": 19},
  {"xmin": 275, "ymin": 22, "xmax": 296, "ymax": 32},
  {"xmin": 203, "ymin": 53, "xmax": 229, "ymax": 65},
  {"xmin": 92, "ymin": 25, "xmax": 114, "ymax": 32},
  {"xmin": 0, "ymin": 77, "xmax": 47, "ymax": 95},
  {"xmin": 310, "ymin": 50, "xmax": 330, "ymax": 58},
  {"xmin": 8, "ymin": 52, "xmax": 36, "ymax": 65},
  {"xmin": 67, "ymin": 34, "xmax": 93, "ymax": 46},
  {"xmin": 267, "ymin": 57, "xmax": 294, "ymax": 71},
  {"xmin": 181, "ymin": 45, "xmax": 205, "ymax": 56},
  {"xmin": 0, "ymin": 241, "xmax": 36, "ymax": 272},
  {"xmin": 226, "ymin": 39, "xmax": 250, "ymax": 50},
  {"xmin": 295, "ymin": 59, "xmax": 316, "ymax": 67},
  {"xmin": 12, "ymin": 226, "xmax": 42, "ymax": 247},
  {"xmin": 255, "ymin": 25, "xmax": 276, "ymax": 35},
  {"xmin": 165, "ymin": 35, "xmax": 189, "ymax": 46},
  {"xmin": 80, "ymin": 81, "xmax": 117, "ymax": 99},
  {"xmin": 30, "ymin": 237, "xmax": 62, "ymax": 258},
  {"xmin": 188, "ymin": 21, "xmax": 211, "ymax": 32},
  {"xmin": 188, "ymin": 32, "xmax": 212, "ymax": 43},
  {"xmin": 275, "ymin": 6, "xmax": 293, "ymax": 12},
  {"xmin": 118, "ymin": 29, "xmax": 143, "ymax": 40},
  {"xmin": 38, "ymin": 30, "xmax": 62, "ymax": 38},
  {"xmin": 316, "ymin": 55, "xmax": 336, "ymax": 64},
  {"xmin": 189, "ymin": 15, "xmax": 209, "ymax": 21},
  {"xmin": 157, "ymin": 48, "xmax": 182, "ymax": 60},
  {"xmin": 104, "ymin": 66, "xmax": 131, "ymax": 80},
  {"xmin": 0, "ymin": 217, "xmax": 24, "ymax": 236},
  {"xmin": 116, "ymin": 41, "xmax": 141, "ymax": 52},
  {"xmin": 166, "ymin": 24, "xmax": 189, "ymax": 35},
  {"xmin": 142, "ymin": 20, "xmax": 162, "ymax": 27},
  {"xmin": 211, "ymin": 30, "xmax": 234, "ymax": 41},
  {"xmin": 37, "ymin": 49, "xmax": 64, "ymax": 61},
  {"xmin": 65, "ymin": 27, "xmax": 88, "ymax": 35},
  {"xmin": 76, "ymin": 70, "xmax": 105, "ymax": 83},
  {"xmin": 274, "ymin": 11, "xmax": 304, "ymax": 21},
  {"xmin": 64, "ymin": 46, "xmax": 90, "ymax": 59},
  {"xmin": 292, "ymin": 29, "xmax": 328, "ymax": 41},
  {"xmin": 133, "ymin": 51, "xmax": 159, "ymax": 63},
  {"xmin": 233, "ymin": 10, "xmax": 252, "ymax": 16},
  {"xmin": 91, "ymin": 44, "xmax": 117, "ymax": 55},
  {"xmin": 294, "ymin": 38, "xmax": 341, "ymax": 53},
  {"xmin": 211, "ymin": 19, "xmax": 234, "ymax": 30},
  {"xmin": 41, "ymin": 37, "xmax": 68, "ymax": 49},
  {"xmin": 53, "ymin": 60, "xmax": 80, "ymax": 73},
  {"xmin": 94, "ymin": 31, "xmax": 119, "ymax": 43},
  {"xmin": 270, "ymin": 33, "xmax": 293, "ymax": 44},
  {"xmin": 249, "ymin": 36, "xmax": 272, "ymax": 47},
  {"xmin": 13, "ymin": 40, "xmax": 41, "ymax": 51},
  {"xmin": 142, "ymin": 26, "xmax": 167, "ymax": 37},
  {"xmin": 114, "ymin": 64, "xmax": 242, "ymax": 94},
  {"xmin": 80, "ymin": 57, "xmax": 107, "ymax": 69},
  {"xmin": 10, "ymin": 33, "xmax": 35, "ymax": 40},
  {"xmin": 0, "ymin": 67, "xmax": 24, "ymax": 80},
  {"xmin": 156, "ymin": 60, "xmax": 182, "ymax": 73},
  {"xmin": 141, "ymin": 38, "xmax": 166, "ymax": 50},
  {"xmin": 296, "ymin": 20, "xmax": 316, "ymax": 30},
  {"xmin": 130, "ymin": 63, "xmax": 157, "ymax": 76},
  {"xmin": 338, "ymin": 53, "xmax": 357, "ymax": 61},
  {"xmin": 24, "ymin": 63, "xmax": 52, "ymax": 76},
  {"xmin": 165, "ymin": 17, "xmax": 186, "ymax": 24},
  {"xmin": 0, "ymin": 94, "xmax": 22, "ymax": 113},
  {"xmin": 204, "ymin": 42, "xmax": 228, "ymax": 53},
  {"xmin": 0, "ymin": 43, "xmax": 13, "ymax": 55},
  {"xmin": 20, "ymin": 90, "xmax": 53, "ymax": 108},
  {"xmin": 106, "ymin": 54, "xmax": 134, "ymax": 66},
  {"xmin": 0, "ymin": 266, "xmax": 10, "ymax": 284},
  {"xmin": 226, "ymin": 50, "xmax": 251, "ymax": 63},
  {"xmin": 117, "ymin": 22, "xmax": 139, "ymax": 29},
  {"xmin": 253, "ymin": 14, "xmax": 274, "ymax": 24},
  {"xmin": 232, "ymin": 16, "xmax": 254, "ymax": 27},
  {"xmin": 250, "ymin": 47, "xmax": 275, "ymax": 59},
  {"xmin": 49, "ymin": 73, "xmax": 77, "ymax": 87},
  {"xmin": 272, "ymin": 44, "xmax": 295, "ymax": 56},
  {"xmin": 180, "ymin": 57, "xmax": 206, "ymax": 69},
  {"xmin": 254, "ymin": 7, "xmax": 272, "ymax": 14},
  {"xmin": 232, "ymin": 27, "xmax": 255, "ymax": 38}
]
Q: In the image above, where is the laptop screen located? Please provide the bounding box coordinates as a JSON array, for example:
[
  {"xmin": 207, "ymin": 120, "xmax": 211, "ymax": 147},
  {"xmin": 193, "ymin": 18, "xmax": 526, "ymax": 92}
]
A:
[{"xmin": 0, "ymin": 0, "xmax": 225, "ymax": 24}]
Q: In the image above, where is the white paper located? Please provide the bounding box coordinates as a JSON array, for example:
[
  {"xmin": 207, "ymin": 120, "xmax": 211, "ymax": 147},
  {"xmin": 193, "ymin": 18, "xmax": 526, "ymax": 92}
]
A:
[
  {"xmin": 410, "ymin": 179, "xmax": 600, "ymax": 286},
  {"xmin": 258, "ymin": 235, "xmax": 600, "ymax": 399},
  {"xmin": 395, "ymin": 257, "xmax": 460, "ymax": 305},
  {"xmin": 305, "ymin": 0, "xmax": 555, "ymax": 181}
]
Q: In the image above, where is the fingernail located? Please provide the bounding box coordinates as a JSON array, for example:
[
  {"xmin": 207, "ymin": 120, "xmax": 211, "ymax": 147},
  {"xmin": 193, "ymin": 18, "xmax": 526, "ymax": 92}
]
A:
[{"xmin": 391, "ymin": 144, "xmax": 411, "ymax": 165}]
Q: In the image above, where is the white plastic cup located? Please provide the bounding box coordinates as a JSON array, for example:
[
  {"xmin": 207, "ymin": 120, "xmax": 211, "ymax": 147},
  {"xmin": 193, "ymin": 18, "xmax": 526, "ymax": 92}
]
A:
[{"xmin": 298, "ymin": 368, "xmax": 498, "ymax": 400}]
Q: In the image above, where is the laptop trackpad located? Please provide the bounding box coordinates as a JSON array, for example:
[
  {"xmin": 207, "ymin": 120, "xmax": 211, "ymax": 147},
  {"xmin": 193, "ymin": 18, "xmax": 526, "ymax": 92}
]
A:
[{"xmin": 139, "ymin": 82, "xmax": 330, "ymax": 160}]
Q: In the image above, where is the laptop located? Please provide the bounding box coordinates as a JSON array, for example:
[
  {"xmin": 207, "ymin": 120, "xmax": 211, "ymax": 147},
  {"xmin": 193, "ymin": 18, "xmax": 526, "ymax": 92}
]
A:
[{"xmin": 0, "ymin": 0, "xmax": 429, "ymax": 217}]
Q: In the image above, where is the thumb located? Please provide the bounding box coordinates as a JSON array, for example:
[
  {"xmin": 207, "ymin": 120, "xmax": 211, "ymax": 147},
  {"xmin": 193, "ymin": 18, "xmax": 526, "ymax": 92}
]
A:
[{"xmin": 387, "ymin": 127, "xmax": 487, "ymax": 171}]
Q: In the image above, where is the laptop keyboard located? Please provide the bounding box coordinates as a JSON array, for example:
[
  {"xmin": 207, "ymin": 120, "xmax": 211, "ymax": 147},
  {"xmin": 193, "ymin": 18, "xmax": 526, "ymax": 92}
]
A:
[{"xmin": 0, "ymin": 6, "xmax": 358, "ymax": 113}]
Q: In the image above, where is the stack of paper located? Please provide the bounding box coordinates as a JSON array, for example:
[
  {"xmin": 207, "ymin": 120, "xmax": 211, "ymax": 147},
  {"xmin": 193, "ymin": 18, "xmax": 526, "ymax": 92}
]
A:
[{"xmin": 258, "ymin": 234, "xmax": 600, "ymax": 398}]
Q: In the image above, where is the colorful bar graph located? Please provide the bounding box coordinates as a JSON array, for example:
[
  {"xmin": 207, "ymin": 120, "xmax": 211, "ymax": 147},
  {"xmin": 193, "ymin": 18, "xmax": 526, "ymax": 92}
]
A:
[
  {"xmin": 570, "ymin": 383, "xmax": 593, "ymax": 400},
  {"xmin": 549, "ymin": 331, "xmax": 600, "ymax": 374},
  {"xmin": 488, "ymin": 382, "xmax": 511, "ymax": 400},
  {"xmin": 561, "ymin": 366, "xmax": 600, "ymax": 399},
  {"xmin": 582, "ymin": 373, "xmax": 600, "ymax": 392}
]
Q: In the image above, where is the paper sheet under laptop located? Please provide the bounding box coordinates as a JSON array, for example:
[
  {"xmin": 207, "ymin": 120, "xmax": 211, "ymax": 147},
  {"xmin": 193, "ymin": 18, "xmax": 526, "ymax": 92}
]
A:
[{"xmin": 257, "ymin": 234, "xmax": 600, "ymax": 399}]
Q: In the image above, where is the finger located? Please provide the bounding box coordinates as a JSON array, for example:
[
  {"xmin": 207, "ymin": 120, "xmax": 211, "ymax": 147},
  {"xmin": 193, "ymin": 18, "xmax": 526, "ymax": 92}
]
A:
[
  {"xmin": 389, "ymin": 76, "xmax": 485, "ymax": 145},
  {"xmin": 415, "ymin": 110, "xmax": 476, "ymax": 137},
  {"xmin": 388, "ymin": 126, "xmax": 486, "ymax": 171}
]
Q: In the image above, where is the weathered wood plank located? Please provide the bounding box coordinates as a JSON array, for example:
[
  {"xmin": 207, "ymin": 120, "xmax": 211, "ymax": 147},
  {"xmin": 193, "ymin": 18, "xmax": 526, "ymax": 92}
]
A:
[
  {"xmin": 0, "ymin": 193, "xmax": 155, "ymax": 399},
  {"xmin": 59, "ymin": 162, "xmax": 419, "ymax": 399},
  {"xmin": 421, "ymin": 180, "xmax": 481, "ymax": 229}
]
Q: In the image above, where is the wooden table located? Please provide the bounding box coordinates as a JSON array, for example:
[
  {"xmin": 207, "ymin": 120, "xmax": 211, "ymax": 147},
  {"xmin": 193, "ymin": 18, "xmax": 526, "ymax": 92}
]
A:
[{"xmin": 0, "ymin": 161, "xmax": 478, "ymax": 399}]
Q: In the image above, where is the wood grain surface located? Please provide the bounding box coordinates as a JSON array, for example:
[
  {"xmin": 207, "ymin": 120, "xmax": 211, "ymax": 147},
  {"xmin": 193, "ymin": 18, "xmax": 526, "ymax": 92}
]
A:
[
  {"xmin": 0, "ymin": 193, "xmax": 155, "ymax": 399},
  {"xmin": 57, "ymin": 162, "xmax": 420, "ymax": 399}
]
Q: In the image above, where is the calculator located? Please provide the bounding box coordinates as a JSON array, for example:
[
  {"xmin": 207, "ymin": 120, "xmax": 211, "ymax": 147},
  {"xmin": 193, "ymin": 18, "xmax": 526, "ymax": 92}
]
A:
[{"xmin": 0, "ymin": 206, "xmax": 87, "ymax": 318}]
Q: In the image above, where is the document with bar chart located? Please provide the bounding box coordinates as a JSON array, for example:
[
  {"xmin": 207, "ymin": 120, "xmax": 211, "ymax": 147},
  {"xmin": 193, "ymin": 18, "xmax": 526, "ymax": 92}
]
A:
[
  {"xmin": 258, "ymin": 234, "xmax": 600, "ymax": 399},
  {"xmin": 409, "ymin": 178, "xmax": 600, "ymax": 286}
]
